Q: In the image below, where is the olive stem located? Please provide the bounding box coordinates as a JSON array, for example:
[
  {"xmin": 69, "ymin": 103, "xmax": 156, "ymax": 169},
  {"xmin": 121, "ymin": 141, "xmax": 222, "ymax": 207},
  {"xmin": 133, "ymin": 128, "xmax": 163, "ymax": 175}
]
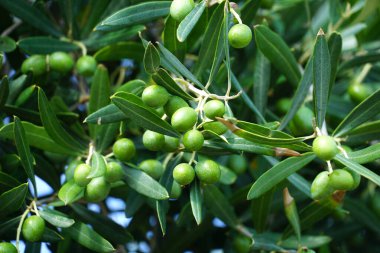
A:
[
  {"xmin": 188, "ymin": 151, "xmax": 197, "ymax": 165},
  {"xmin": 162, "ymin": 152, "xmax": 175, "ymax": 169},
  {"xmin": 72, "ymin": 41, "xmax": 88, "ymax": 56},
  {"xmin": 16, "ymin": 201, "xmax": 34, "ymax": 253},
  {"xmin": 230, "ymin": 7, "xmax": 243, "ymax": 25},
  {"xmin": 327, "ymin": 161, "xmax": 333, "ymax": 174},
  {"xmin": 1, "ymin": 19, "xmax": 22, "ymax": 36},
  {"xmin": 104, "ymin": 152, "xmax": 114, "ymax": 159},
  {"xmin": 32, "ymin": 201, "xmax": 40, "ymax": 217},
  {"xmin": 337, "ymin": 145, "xmax": 349, "ymax": 158},
  {"xmin": 355, "ymin": 63, "xmax": 372, "ymax": 84},
  {"xmin": 85, "ymin": 142, "xmax": 95, "ymax": 165}
]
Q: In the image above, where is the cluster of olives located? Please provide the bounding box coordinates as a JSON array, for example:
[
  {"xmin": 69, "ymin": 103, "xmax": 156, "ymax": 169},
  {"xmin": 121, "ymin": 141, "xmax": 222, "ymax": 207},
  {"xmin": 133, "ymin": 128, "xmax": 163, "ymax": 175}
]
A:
[{"xmin": 21, "ymin": 52, "xmax": 97, "ymax": 77}]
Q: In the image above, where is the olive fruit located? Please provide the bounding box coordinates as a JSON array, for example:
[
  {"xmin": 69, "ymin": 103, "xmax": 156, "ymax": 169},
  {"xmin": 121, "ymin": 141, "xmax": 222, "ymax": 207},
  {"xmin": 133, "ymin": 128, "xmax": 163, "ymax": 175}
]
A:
[
  {"xmin": 142, "ymin": 85, "xmax": 170, "ymax": 108},
  {"xmin": 171, "ymin": 107, "xmax": 198, "ymax": 132},
  {"xmin": 276, "ymin": 98, "xmax": 291, "ymax": 115},
  {"xmin": 312, "ymin": 136, "xmax": 338, "ymax": 161},
  {"xmin": 170, "ymin": 181, "xmax": 182, "ymax": 199},
  {"xmin": 204, "ymin": 100, "xmax": 225, "ymax": 119},
  {"xmin": 344, "ymin": 168, "xmax": 361, "ymax": 190},
  {"xmin": 195, "ymin": 160, "xmax": 221, "ymax": 184},
  {"xmin": 142, "ymin": 130, "xmax": 165, "ymax": 151},
  {"xmin": 163, "ymin": 136, "xmax": 180, "ymax": 152},
  {"xmin": 73, "ymin": 163, "xmax": 92, "ymax": 186},
  {"xmin": 173, "ymin": 163, "xmax": 195, "ymax": 185},
  {"xmin": 292, "ymin": 106, "xmax": 314, "ymax": 136},
  {"xmin": 21, "ymin": 55, "xmax": 46, "ymax": 76},
  {"xmin": 348, "ymin": 83, "xmax": 371, "ymax": 103},
  {"xmin": 227, "ymin": 155, "xmax": 248, "ymax": 174},
  {"xmin": 112, "ymin": 138, "xmax": 136, "ymax": 162},
  {"xmin": 49, "ymin": 51, "xmax": 74, "ymax": 73},
  {"xmin": 310, "ymin": 171, "xmax": 332, "ymax": 200},
  {"xmin": 164, "ymin": 96, "xmax": 189, "ymax": 117},
  {"xmin": 65, "ymin": 159, "xmax": 82, "ymax": 181},
  {"xmin": 139, "ymin": 159, "xmax": 164, "ymax": 180},
  {"xmin": 228, "ymin": 24, "xmax": 252, "ymax": 49},
  {"xmin": 155, "ymin": 107, "xmax": 165, "ymax": 117},
  {"xmin": 0, "ymin": 242, "xmax": 17, "ymax": 253},
  {"xmin": 183, "ymin": 130, "xmax": 204, "ymax": 151},
  {"xmin": 232, "ymin": 235, "xmax": 251, "ymax": 253},
  {"xmin": 75, "ymin": 55, "xmax": 97, "ymax": 76},
  {"xmin": 203, "ymin": 121, "xmax": 228, "ymax": 135},
  {"xmin": 105, "ymin": 162, "xmax": 124, "ymax": 183},
  {"xmin": 329, "ymin": 169, "xmax": 355, "ymax": 190},
  {"xmin": 22, "ymin": 215, "xmax": 45, "ymax": 242},
  {"xmin": 170, "ymin": 0, "xmax": 195, "ymax": 21},
  {"xmin": 85, "ymin": 177, "xmax": 111, "ymax": 202}
]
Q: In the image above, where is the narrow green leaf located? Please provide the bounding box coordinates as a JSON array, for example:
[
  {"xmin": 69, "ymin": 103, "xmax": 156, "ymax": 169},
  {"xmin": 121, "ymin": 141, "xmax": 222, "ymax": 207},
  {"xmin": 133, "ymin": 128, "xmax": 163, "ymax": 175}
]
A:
[
  {"xmin": 96, "ymin": 123, "xmax": 119, "ymax": 153},
  {"xmin": 0, "ymin": 36, "xmax": 17, "ymax": 52},
  {"xmin": 38, "ymin": 88, "xmax": 87, "ymax": 152},
  {"xmin": 347, "ymin": 142, "xmax": 380, "ymax": 164},
  {"xmin": 177, "ymin": 0, "xmax": 206, "ymax": 42},
  {"xmin": 39, "ymin": 209, "xmax": 75, "ymax": 228},
  {"xmin": 58, "ymin": 180, "xmax": 84, "ymax": 205},
  {"xmin": 0, "ymin": 216, "xmax": 21, "ymax": 236},
  {"xmin": 328, "ymin": 32, "xmax": 342, "ymax": 94},
  {"xmin": 280, "ymin": 235, "xmax": 331, "ymax": 249},
  {"xmin": 283, "ymin": 188, "xmax": 301, "ymax": 242},
  {"xmin": 254, "ymin": 25, "xmax": 301, "ymax": 87},
  {"xmin": 18, "ymin": 37, "xmax": 79, "ymax": 54},
  {"xmin": 80, "ymin": 0, "xmax": 112, "ymax": 37},
  {"xmin": 144, "ymin": 42, "xmax": 161, "ymax": 74},
  {"xmin": 111, "ymin": 91, "xmax": 179, "ymax": 137},
  {"xmin": 190, "ymin": 179, "xmax": 204, "ymax": 225},
  {"xmin": 0, "ymin": 76, "xmax": 9, "ymax": 109},
  {"xmin": 94, "ymin": 41, "xmax": 144, "ymax": 62},
  {"xmin": 241, "ymin": 0, "xmax": 261, "ymax": 24},
  {"xmin": 253, "ymin": 50, "xmax": 271, "ymax": 118},
  {"xmin": 14, "ymin": 116, "xmax": 36, "ymax": 195},
  {"xmin": 333, "ymin": 88, "xmax": 380, "ymax": 137},
  {"xmin": 0, "ymin": 171, "xmax": 20, "ymax": 188},
  {"xmin": 88, "ymin": 152, "xmax": 107, "ymax": 179},
  {"xmin": 0, "ymin": 183, "xmax": 28, "ymax": 215},
  {"xmin": 344, "ymin": 198, "xmax": 380, "ymax": 234},
  {"xmin": 63, "ymin": 222, "xmax": 115, "ymax": 253},
  {"xmin": 96, "ymin": 2, "xmax": 171, "ymax": 30},
  {"xmin": 85, "ymin": 104, "xmax": 126, "ymax": 124},
  {"xmin": 252, "ymin": 188, "xmax": 275, "ymax": 232},
  {"xmin": 125, "ymin": 189, "xmax": 145, "ymax": 218},
  {"xmin": 247, "ymin": 154, "xmax": 315, "ymax": 199},
  {"xmin": 312, "ymin": 29, "xmax": 331, "ymax": 129},
  {"xmin": 163, "ymin": 17, "xmax": 186, "ymax": 61},
  {"xmin": 338, "ymin": 52, "xmax": 380, "ymax": 72},
  {"xmin": 219, "ymin": 166, "xmax": 237, "ymax": 185}
]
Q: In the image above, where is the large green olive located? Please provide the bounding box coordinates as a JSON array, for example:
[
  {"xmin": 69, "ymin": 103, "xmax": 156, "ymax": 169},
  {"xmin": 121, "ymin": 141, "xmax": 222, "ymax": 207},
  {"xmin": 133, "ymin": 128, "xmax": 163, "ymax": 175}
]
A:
[
  {"xmin": 195, "ymin": 160, "xmax": 221, "ymax": 184},
  {"xmin": 139, "ymin": 159, "xmax": 164, "ymax": 180},
  {"xmin": 329, "ymin": 169, "xmax": 355, "ymax": 191},
  {"xmin": 173, "ymin": 163, "xmax": 195, "ymax": 185},
  {"xmin": 312, "ymin": 136, "xmax": 338, "ymax": 161},
  {"xmin": 164, "ymin": 96, "xmax": 189, "ymax": 117},
  {"xmin": 75, "ymin": 55, "xmax": 97, "ymax": 76},
  {"xmin": 183, "ymin": 129, "xmax": 204, "ymax": 151},
  {"xmin": 112, "ymin": 138, "xmax": 136, "ymax": 162},
  {"xmin": 73, "ymin": 163, "xmax": 92, "ymax": 187},
  {"xmin": 105, "ymin": 162, "xmax": 124, "ymax": 183},
  {"xmin": 21, "ymin": 55, "xmax": 46, "ymax": 76},
  {"xmin": 85, "ymin": 177, "xmax": 111, "ymax": 202},
  {"xmin": 348, "ymin": 83, "xmax": 371, "ymax": 103},
  {"xmin": 170, "ymin": 0, "xmax": 195, "ymax": 21},
  {"xmin": 142, "ymin": 85, "xmax": 170, "ymax": 108},
  {"xmin": 203, "ymin": 121, "xmax": 228, "ymax": 135},
  {"xmin": 142, "ymin": 130, "xmax": 165, "ymax": 151},
  {"xmin": 171, "ymin": 107, "xmax": 198, "ymax": 132},
  {"xmin": 310, "ymin": 171, "xmax": 333, "ymax": 200},
  {"xmin": 49, "ymin": 51, "xmax": 74, "ymax": 73},
  {"xmin": 163, "ymin": 136, "xmax": 180, "ymax": 152},
  {"xmin": 204, "ymin": 100, "xmax": 225, "ymax": 119},
  {"xmin": 22, "ymin": 215, "xmax": 45, "ymax": 242},
  {"xmin": 228, "ymin": 24, "xmax": 252, "ymax": 49},
  {"xmin": 170, "ymin": 181, "xmax": 182, "ymax": 199},
  {"xmin": 227, "ymin": 155, "xmax": 248, "ymax": 174}
]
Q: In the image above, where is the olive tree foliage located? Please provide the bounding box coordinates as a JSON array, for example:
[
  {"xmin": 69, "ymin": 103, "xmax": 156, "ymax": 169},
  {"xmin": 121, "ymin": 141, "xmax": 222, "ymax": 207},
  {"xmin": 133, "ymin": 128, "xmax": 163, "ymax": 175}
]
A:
[{"xmin": 1, "ymin": 0, "xmax": 380, "ymax": 252}]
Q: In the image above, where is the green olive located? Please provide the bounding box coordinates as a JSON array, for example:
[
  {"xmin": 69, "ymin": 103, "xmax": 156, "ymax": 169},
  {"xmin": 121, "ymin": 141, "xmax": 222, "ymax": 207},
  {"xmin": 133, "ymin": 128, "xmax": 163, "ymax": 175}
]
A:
[
  {"xmin": 75, "ymin": 55, "xmax": 97, "ymax": 76},
  {"xmin": 173, "ymin": 163, "xmax": 195, "ymax": 185},
  {"xmin": 204, "ymin": 100, "xmax": 225, "ymax": 119},
  {"xmin": 227, "ymin": 155, "xmax": 248, "ymax": 174},
  {"xmin": 310, "ymin": 171, "xmax": 333, "ymax": 200},
  {"xmin": 105, "ymin": 162, "xmax": 124, "ymax": 183},
  {"xmin": 22, "ymin": 215, "xmax": 45, "ymax": 242},
  {"xmin": 155, "ymin": 107, "xmax": 165, "ymax": 117},
  {"xmin": 170, "ymin": 181, "xmax": 182, "ymax": 199},
  {"xmin": 232, "ymin": 235, "xmax": 251, "ymax": 253},
  {"xmin": 0, "ymin": 242, "xmax": 17, "ymax": 253},
  {"xmin": 203, "ymin": 121, "xmax": 228, "ymax": 135},
  {"xmin": 348, "ymin": 83, "xmax": 371, "ymax": 103},
  {"xmin": 276, "ymin": 98, "xmax": 291, "ymax": 115},
  {"xmin": 343, "ymin": 168, "xmax": 361, "ymax": 190},
  {"xmin": 163, "ymin": 136, "xmax": 180, "ymax": 152},
  {"xmin": 164, "ymin": 96, "xmax": 189, "ymax": 117},
  {"xmin": 49, "ymin": 51, "xmax": 74, "ymax": 73},
  {"xmin": 195, "ymin": 160, "xmax": 221, "ymax": 184},
  {"xmin": 183, "ymin": 129, "xmax": 204, "ymax": 151},
  {"xmin": 329, "ymin": 169, "xmax": 355, "ymax": 191},
  {"xmin": 170, "ymin": 0, "xmax": 195, "ymax": 21},
  {"xmin": 291, "ymin": 106, "xmax": 314, "ymax": 136},
  {"xmin": 228, "ymin": 24, "xmax": 252, "ymax": 49},
  {"xmin": 139, "ymin": 159, "xmax": 164, "ymax": 179},
  {"xmin": 73, "ymin": 163, "xmax": 92, "ymax": 187},
  {"xmin": 112, "ymin": 138, "xmax": 136, "ymax": 162},
  {"xmin": 142, "ymin": 85, "xmax": 170, "ymax": 108},
  {"xmin": 171, "ymin": 107, "xmax": 198, "ymax": 132},
  {"xmin": 142, "ymin": 130, "xmax": 165, "ymax": 151},
  {"xmin": 312, "ymin": 136, "xmax": 339, "ymax": 161},
  {"xmin": 85, "ymin": 177, "xmax": 111, "ymax": 202},
  {"xmin": 21, "ymin": 55, "xmax": 46, "ymax": 76}
]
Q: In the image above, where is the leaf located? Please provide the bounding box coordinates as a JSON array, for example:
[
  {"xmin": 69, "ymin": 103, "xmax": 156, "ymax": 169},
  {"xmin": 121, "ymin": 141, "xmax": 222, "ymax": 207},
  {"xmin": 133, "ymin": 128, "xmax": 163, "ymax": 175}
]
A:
[
  {"xmin": 0, "ymin": 0, "xmax": 62, "ymax": 36},
  {"xmin": 58, "ymin": 180, "xmax": 84, "ymax": 205},
  {"xmin": 0, "ymin": 183, "xmax": 28, "ymax": 215},
  {"xmin": 163, "ymin": 17, "xmax": 186, "ymax": 61},
  {"xmin": 18, "ymin": 37, "xmax": 79, "ymax": 54},
  {"xmin": 177, "ymin": 0, "xmax": 206, "ymax": 42},
  {"xmin": 283, "ymin": 188, "xmax": 301, "ymax": 242},
  {"xmin": 252, "ymin": 188, "xmax": 275, "ymax": 232},
  {"xmin": 88, "ymin": 152, "xmax": 107, "ymax": 179},
  {"xmin": 333, "ymin": 88, "xmax": 380, "ymax": 137},
  {"xmin": 219, "ymin": 166, "xmax": 237, "ymax": 185},
  {"xmin": 254, "ymin": 25, "xmax": 301, "ymax": 87},
  {"xmin": 80, "ymin": 0, "xmax": 112, "ymax": 37},
  {"xmin": 14, "ymin": 116, "xmax": 36, "ymax": 195},
  {"xmin": 85, "ymin": 104, "xmax": 126, "ymax": 124},
  {"xmin": 152, "ymin": 68, "xmax": 194, "ymax": 100},
  {"xmin": 96, "ymin": 2, "xmax": 171, "ymax": 30},
  {"xmin": 312, "ymin": 29, "xmax": 331, "ymax": 129},
  {"xmin": 347, "ymin": 143, "xmax": 380, "ymax": 164},
  {"xmin": 253, "ymin": 50, "xmax": 271, "ymax": 119},
  {"xmin": 38, "ymin": 88, "xmax": 87, "ymax": 153},
  {"xmin": 123, "ymin": 167, "xmax": 169, "ymax": 200},
  {"xmin": 0, "ymin": 216, "xmax": 20, "ymax": 236},
  {"xmin": 144, "ymin": 42, "xmax": 161, "ymax": 74},
  {"xmin": 0, "ymin": 171, "xmax": 20, "ymax": 188},
  {"xmin": 125, "ymin": 189, "xmax": 145, "ymax": 218},
  {"xmin": 344, "ymin": 198, "xmax": 380, "ymax": 234},
  {"xmin": 94, "ymin": 41, "xmax": 144, "ymax": 62},
  {"xmin": 39, "ymin": 208, "xmax": 75, "ymax": 228},
  {"xmin": 111, "ymin": 91, "xmax": 179, "ymax": 137},
  {"xmin": 338, "ymin": 53, "xmax": 380, "ymax": 72},
  {"xmin": 0, "ymin": 76, "xmax": 9, "ymax": 109},
  {"xmin": 0, "ymin": 36, "xmax": 17, "ymax": 52},
  {"xmin": 241, "ymin": 0, "xmax": 261, "ymax": 24},
  {"xmin": 247, "ymin": 154, "xmax": 315, "ymax": 199},
  {"xmin": 334, "ymin": 154, "xmax": 380, "ymax": 187},
  {"xmin": 280, "ymin": 235, "xmax": 331, "ymax": 249},
  {"xmin": 63, "ymin": 222, "xmax": 115, "ymax": 253},
  {"xmin": 190, "ymin": 179, "xmax": 204, "ymax": 225},
  {"xmin": 328, "ymin": 32, "xmax": 342, "ymax": 93},
  {"xmin": 96, "ymin": 123, "xmax": 119, "ymax": 153}
]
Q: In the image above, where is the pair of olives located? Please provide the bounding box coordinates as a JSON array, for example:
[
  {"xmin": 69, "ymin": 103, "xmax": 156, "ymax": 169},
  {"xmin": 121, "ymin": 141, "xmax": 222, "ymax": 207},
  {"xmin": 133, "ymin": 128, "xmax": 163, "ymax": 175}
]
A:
[
  {"xmin": 173, "ymin": 160, "xmax": 221, "ymax": 185},
  {"xmin": 21, "ymin": 53, "xmax": 97, "ymax": 77}
]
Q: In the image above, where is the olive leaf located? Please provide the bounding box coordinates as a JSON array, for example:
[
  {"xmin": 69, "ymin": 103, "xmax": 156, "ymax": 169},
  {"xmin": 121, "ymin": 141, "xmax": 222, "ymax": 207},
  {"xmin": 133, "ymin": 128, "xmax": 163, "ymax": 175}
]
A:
[{"xmin": 144, "ymin": 42, "xmax": 161, "ymax": 74}]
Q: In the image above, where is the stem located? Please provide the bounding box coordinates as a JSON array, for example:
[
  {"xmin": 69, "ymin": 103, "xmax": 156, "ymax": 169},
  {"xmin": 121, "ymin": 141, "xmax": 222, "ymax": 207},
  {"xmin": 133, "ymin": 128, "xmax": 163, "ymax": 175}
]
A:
[
  {"xmin": 355, "ymin": 64, "xmax": 372, "ymax": 84},
  {"xmin": 163, "ymin": 152, "xmax": 175, "ymax": 168},
  {"xmin": 16, "ymin": 202, "xmax": 34, "ymax": 253},
  {"xmin": 327, "ymin": 161, "xmax": 333, "ymax": 174},
  {"xmin": 104, "ymin": 152, "xmax": 114, "ymax": 159},
  {"xmin": 188, "ymin": 151, "xmax": 197, "ymax": 165},
  {"xmin": 337, "ymin": 145, "xmax": 349, "ymax": 158},
  {"xmin": 86, "ymin": 142, "xmax": 95, "ymax": 165},
  {"xmin": 1, "ymin": 20, "xmax": 22, "ymax": 36},
  {"xmin": 230, "ymin": 8, "xmax": 242, "ymax": 25},
  {"xmin": 72, "ymin": 41, "xmax": 87, "ymax": 56},
  {"xmin": 32, "ymin": 201, "xmax": 40, "ymax": 216}
]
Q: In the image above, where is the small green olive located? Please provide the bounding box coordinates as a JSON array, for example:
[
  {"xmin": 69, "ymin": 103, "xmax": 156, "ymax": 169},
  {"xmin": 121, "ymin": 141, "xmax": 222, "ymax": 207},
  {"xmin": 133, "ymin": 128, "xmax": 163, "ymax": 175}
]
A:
[
  {"xmin": 204, "ymin": 100, "xmax": 225, "ymax": 119},
  {"xmin": 227, "ymin": 155, "xmax": 248, "ymax": 174},
  {"xmin": 170, "ymin": 0, "xmax": 195, "ymax": 21},
  {"xmin": 171, "ymin": 107, "xmax": 198, "ymax": 132},
  {"xmin": 85, "ymin": 177, "xmax": 111, "ymax": 202},
  {"xmin": 73, "ymin": 163, "xmax": 92, "ymax": 187},
  {"xmin": 291, "ymin": 106, "xmax": 314, "ymax": 136},
  {"xmin": 348, "ymin": 83, "xmax": 371, "ymax": 103},
  {"xmin": 105, "ymin": 162, "xmax": 124, "ymax": 183},
  {"xmin": 276, "ymin": 98, "xmax": 291, "ymax": 115},
  {"xmin": 75, "ymin": 55, "xmax": 97, "ymax": 76},
  {"xmin": 312, "ymin": 136, "xmax": 339, "ymax": 161},
  {"xmin": 21, "ymin": 55, "xmax": 46, "ymax": 76},
  {"xmin": 112, "ymin": 138, "xmax": 136, "ymax": 162},
  {"xmin": 139, "ymin": 159, "xmax": 164, "ymax": 179},
  {"xmin": 142, "ymin": 130, "xmax": 165, "ymax": 151},
  {"xmin": 163, "ymin": 136, "xmax": 180, "ymax": 152},
  {"xmin": 183, "ymin": 129, "xmax": 204, "ymax": 151},
  {"xmin": 343, "ymin": 168, "xmax": 361, "ymax": 190},
  {"xmin": 310, "ymin": 171, "xmax": 333, "ymax": 200},
  {"xmin": 329, "ymin": 169, "xmax": 355, "ymax": 191},
  {"xmin": 164, "ymin": 96, "xmax": 189, "ymax": 117},
  {"xmin": 232, "ymin": 235, "xmax": 251, "ymax": 253},
  {"xmin": 170, "ymin": 181, "xmax": 182, "ymax": 199},
  {"xmin": 22, "ymin": 216, "xmax": 45, "ymax": 242},
  {"xmin": 49, "ymin": 51, "xmax": 74, "ymax": 73},
  {"xmin": 0, "ymin": 242, "xmax": 17, "ymax": 253},
  {"xmin": 65, "ymin": 159, "xmax": 82, "ymax": 181},
  {"xmin": 228, "ymin": 24, "xmax": 252, "ymax": 49},
  {"xmin": 195, "ymin": 160, "xmax": 221, "ymax": 184},
  {"xmin": 142, "ymin": 85, "xmax": 170, "ymax": 108},
  {"xmin": 173, "ymin": 163, "xmax": 195, "ymax": 185}
]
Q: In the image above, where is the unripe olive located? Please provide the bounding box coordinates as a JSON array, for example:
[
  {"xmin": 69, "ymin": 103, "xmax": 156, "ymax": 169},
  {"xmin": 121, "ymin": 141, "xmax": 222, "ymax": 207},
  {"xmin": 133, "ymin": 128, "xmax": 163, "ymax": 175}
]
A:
[
  {"xmin": 0, "ymin": 242, "xmax": 17, "ymax": 253},
  {"xmin": 292, "ymin": 106, "xmax": 314, "ymax": 136},
  {"xmin": 73, "ymin": 163, "xmax": 92, "ymax": 187},
  {"xmin": 173, "ymin": 163, "xmax": 195, "ymax": 185},
  {"xmin": 228, "ymin": 24, "xmax": 252, "ymax": 49},
  {"xmin": 155, "ymin": 107, "xmax": 165, "ymax": 117},
  {"xmin": 329, "ymin": 169, "xmax": 355, "ymax": 190},
  {"xmin": 75, "ymin": 55, "xmax": 97, "ymax": 76},
  {"xmin": 139, "ymin": 159, "xmax": 164, "ymax": 180},
  {"xmin": 170, "ymin": 181, "xmax": 182, "ymax": 199},
  {"xmin": 171, "ymin": 107, "xmax": 198, "ymax": 132},
  {"xmin": 344, "ymin": 168, "xmax": 361, "ymax": 190},
  {"xmin": 142, "ymin": 130, "xmax": 165, "ymax": 151},
  {"xmin": 227, "ymin": 155, "xmax": 247, "ymax": 174},
  {"xmin": 195, "ymin": 160, "xmax": 221, "ymax": 184},
  {"xmin": 105, "ymin": 162, "xmax": 124, "ymax": 183},
  {"xmin": 21, "ymin": 55, "xmax": 46, "ymax": 76},
  {"xmin": 348, "ymin": 83, "xmax": 371, "ymax": 103},
  {"xmin": 232, "ymin": 235, "xmax": 251, "ymax": 253},
  {"xmin": 170, "ymin": 0, "xmax": 195, "ymax": 21},
  {"xmin": 22, "ymin": 216, "xmax": 45, "ymax": 242},
  {"xmin": 112, "ymin": 138, "xmax": 136, "ymax": 162},
  {"xmin": 183, "ymin": 129, "xmax": 204, "ymax": 151},
  {"xmin": 49, "ymin": 51, "xmax": 74, "ymax": 73},
  {"xmin": 142, "ymin": 85, "xmax": 170, "ymax": 108},
  {"xmin": 310, "ymin": 171, "xmax": 333, "ymax": 200},
  {"xmin": 65, "ymin": 159, "xmax": 82, "ymax": 181},
  {"xmin": 204, "ymin": 100, "xmax": 225, "ymax": 119},
  {"xmin": 85, "ymin": 177, "xmax": 111, "ymax": 202},
  {"xmin": 163, "ymin": 136, "xmax": 180, "ymax": 152},
  {"xmin": 164, "ymin": 96, "xmax": 189, "ymax": 117},
  {"xmin": 276, "ymin": 98, "xmax": 291, "ymax": 115},
  {"xmin": 312, "ymin": 136, "xmax": 338, "ymax": 161},
  {"xmin": 203, "ymin": 121, "xmax": 228, "ymax": 135}
]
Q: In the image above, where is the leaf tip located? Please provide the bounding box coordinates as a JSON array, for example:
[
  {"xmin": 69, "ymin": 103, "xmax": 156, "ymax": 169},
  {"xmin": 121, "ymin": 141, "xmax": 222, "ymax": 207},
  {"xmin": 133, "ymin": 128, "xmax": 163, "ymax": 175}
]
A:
[{"xmin": 317, "ymin": 28, "xmax": 325, "ymax": 36}]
